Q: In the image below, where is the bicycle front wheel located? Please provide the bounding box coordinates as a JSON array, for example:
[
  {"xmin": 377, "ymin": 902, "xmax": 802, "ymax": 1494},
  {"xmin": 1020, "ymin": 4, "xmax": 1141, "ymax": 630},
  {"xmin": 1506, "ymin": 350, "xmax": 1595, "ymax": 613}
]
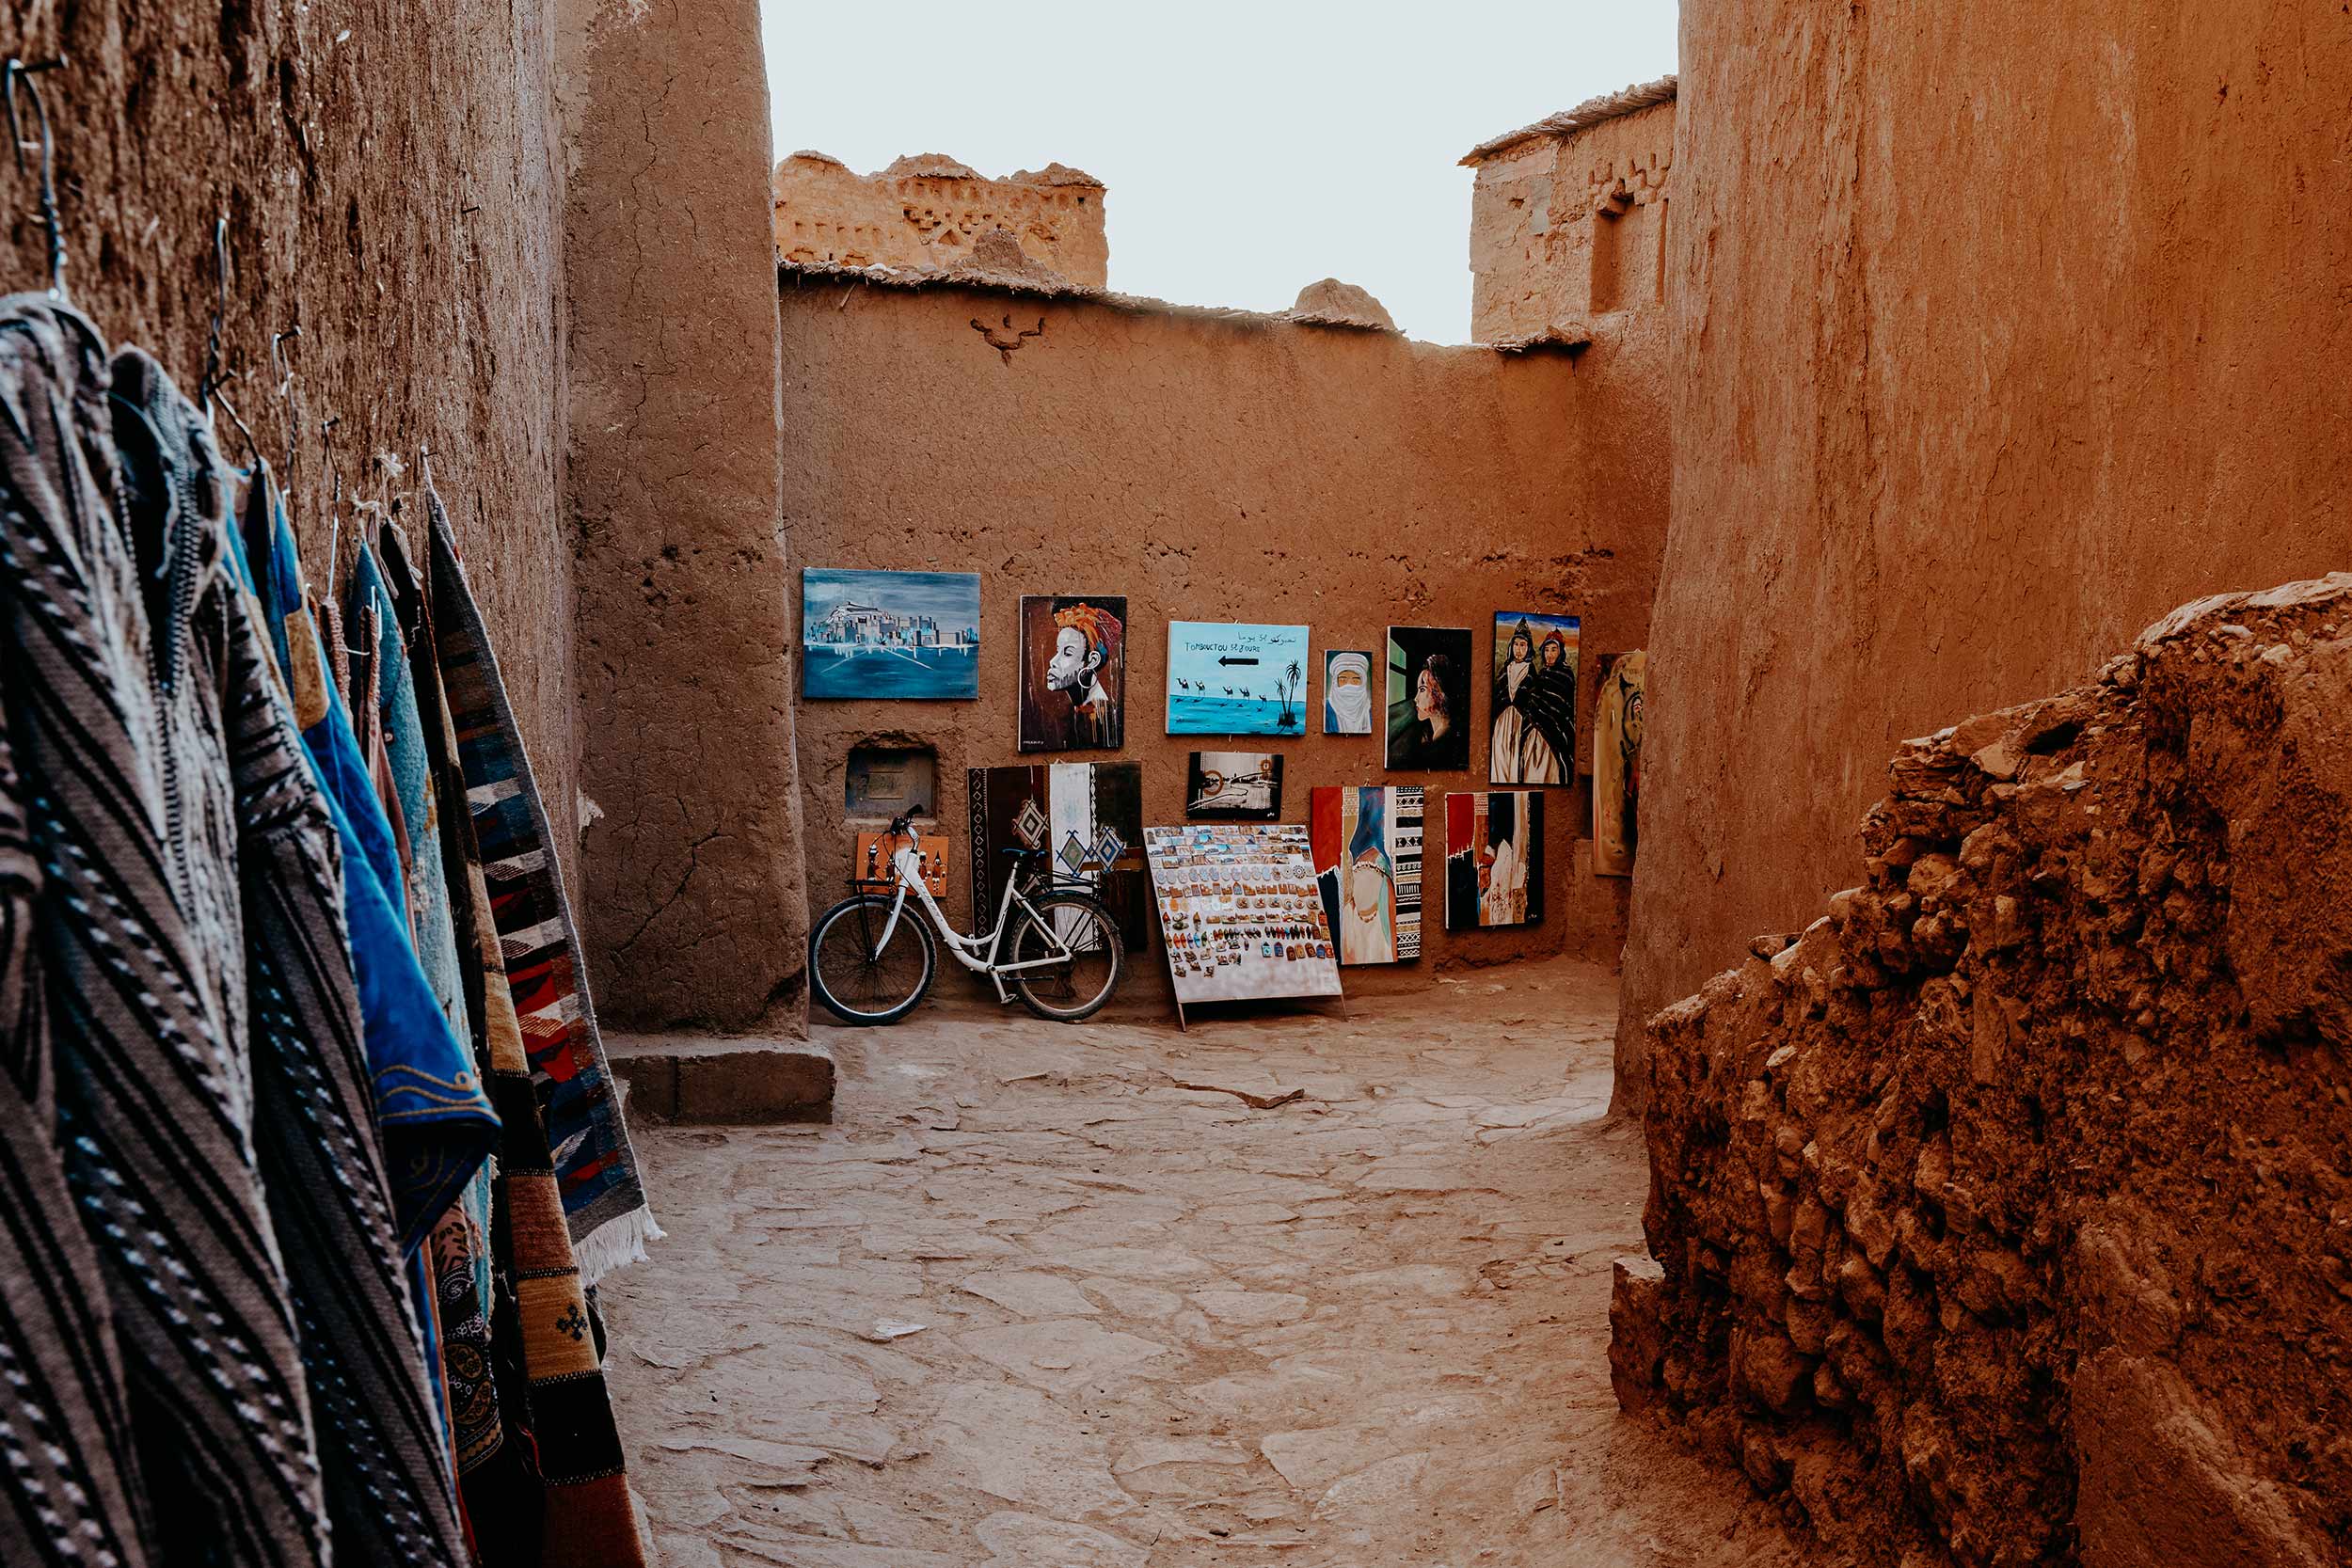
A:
[
  {"xmin": 809, "ymin": 894, "xmax": 937, "ymax": 1025},
  {"xmin": 1008, "ymin": 891, "xmax": 1125, "ymax": 1022}
]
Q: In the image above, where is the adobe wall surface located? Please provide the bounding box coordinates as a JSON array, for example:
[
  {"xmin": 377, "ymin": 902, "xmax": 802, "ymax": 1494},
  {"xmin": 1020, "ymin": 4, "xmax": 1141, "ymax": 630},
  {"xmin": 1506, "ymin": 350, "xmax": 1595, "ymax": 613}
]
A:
[
  {"xmin": 778, "ymin": 274, "xmax": 1670, "ymax": 1006},
  {"xmin": 1612, "ymin": 578, "xmax": 2352, "ymax": 1568},
  {"xmin": 1624, "ymin": 0, "xmax": 2352, "ymax": 1101},
  {"xmin": 2, "ymin": 0, "xmax": 576, "ymax": 824},
  {"xmin": 562, "ymin": 0, "xmax": 810, "ymax": 1032},
  {"xmin": 774, "ymin": 152, "xmax": 1108, "ymax": 285},
  {"xmin": 1466, "ymin": 99, "xmax": 1676, "ymax": 345}
]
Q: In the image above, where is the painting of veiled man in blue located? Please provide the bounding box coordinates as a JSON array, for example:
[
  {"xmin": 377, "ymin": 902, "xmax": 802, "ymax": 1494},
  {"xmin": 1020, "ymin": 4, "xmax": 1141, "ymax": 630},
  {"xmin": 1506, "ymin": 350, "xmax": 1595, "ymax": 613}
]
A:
[{"xmin": 802, "ymin": 568, "xmax": 981, "ymax": 699}]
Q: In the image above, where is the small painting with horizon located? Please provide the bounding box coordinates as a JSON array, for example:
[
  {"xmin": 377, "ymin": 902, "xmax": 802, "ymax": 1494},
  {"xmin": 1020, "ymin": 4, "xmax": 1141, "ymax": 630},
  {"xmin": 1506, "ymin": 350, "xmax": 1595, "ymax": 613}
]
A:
[
  {"xmin": 1186, "ymin": 752, "xmax": 1283, "ymax": 820},
  {"xmin": 1167, "ymin": 621, "xmax": 1311, "ymax": 736},
  {"xmin": 1385, "ymin": 626, "xmax": 1474, "ymax": 771},
  {"xmin": 1490, "ymin": 610, "xmax": 1580, "ymax": 784},
  {"xmin": 802, "ymin": 568, "xmax": 980, "ymax": 700}
]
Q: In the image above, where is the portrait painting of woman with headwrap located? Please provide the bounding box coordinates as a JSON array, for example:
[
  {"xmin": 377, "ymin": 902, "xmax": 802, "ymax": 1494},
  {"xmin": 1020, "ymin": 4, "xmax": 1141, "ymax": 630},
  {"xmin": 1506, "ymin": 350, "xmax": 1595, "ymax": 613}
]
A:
[
  {"xmin": 1324, "ymin": 649, "xmax": 1375, "ymax": 735},
  {"xmin": 1384, "ymin": 626, "xmax": 1474, "ymax": 771},
  {"xmin": 1488, "ymin": 611, "xmax": 1580, "ymax": 784},
  {"xmin": 1019, "ymin": 594, "xmax": 1126, "ymax": 752}
]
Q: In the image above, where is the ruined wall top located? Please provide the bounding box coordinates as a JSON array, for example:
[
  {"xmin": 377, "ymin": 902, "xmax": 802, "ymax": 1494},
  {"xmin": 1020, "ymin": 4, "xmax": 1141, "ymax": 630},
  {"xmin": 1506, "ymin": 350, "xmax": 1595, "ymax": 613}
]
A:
[
  {"xmin": 1463, "ymin": 80, "xmax": 1677, "ymax": 346},
  {"xmin": 773, "ymin": 150, "xmax": 1109, "ymax": 286}
]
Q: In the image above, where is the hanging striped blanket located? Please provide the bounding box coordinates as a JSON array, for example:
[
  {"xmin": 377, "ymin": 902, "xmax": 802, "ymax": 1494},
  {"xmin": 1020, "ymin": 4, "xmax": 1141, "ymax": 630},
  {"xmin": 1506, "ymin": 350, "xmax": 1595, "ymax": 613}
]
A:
[
  {"xmin": 424, "ymin": 514, "xmax": 655, "ymax": 1282},
  {"xmin": 428, "ymin": 509, "xmax": 649, "ymax": 1563}
]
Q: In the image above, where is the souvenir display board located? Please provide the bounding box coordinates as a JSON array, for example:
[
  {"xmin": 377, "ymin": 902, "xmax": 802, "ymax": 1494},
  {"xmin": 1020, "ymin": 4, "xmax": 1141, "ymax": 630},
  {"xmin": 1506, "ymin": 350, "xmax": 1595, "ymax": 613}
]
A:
[
  {"xmin": 1442, "ymin": 792, "xmax": 1544, "ymax": 930},
  {"xmin": 802, "ymin": 568, "xmax": 980, "ymax": 699},
  {"xmin": 1489, "ymin": 611, "xmax": 1580, "ymax": 784},
  {"xmin": 1310, "ymin": 785, "xmax": 1424, "ymax": 964},
  {"xmin": 1593, "ymin": 650, "xmax": 1648, "ymax": 877},
  {"xmin": 1019, "ymin": 594, "xmax": 1126, "ymax": 752},
  {"xmin": 853, "ymin": 829, "xmax": 948, "ymax": 899},
  {"xmin": 967, "ymin": 763, "xmax": 1149, "ymax": 948},
  {"xmin": 1385, "ymin": 627, "xmax": 1473, "ymax": 770},
  {"xmin": 1185, "ymin": 751, "xmax": 1283, "ymax": 819},
  {"xmin": 1166, "ymin": 622, "xmax": 1311, "ymax": 736},
  {"xmin": 1145, "ymin": 823, "xmax": 1343, "ymax": 1024}
]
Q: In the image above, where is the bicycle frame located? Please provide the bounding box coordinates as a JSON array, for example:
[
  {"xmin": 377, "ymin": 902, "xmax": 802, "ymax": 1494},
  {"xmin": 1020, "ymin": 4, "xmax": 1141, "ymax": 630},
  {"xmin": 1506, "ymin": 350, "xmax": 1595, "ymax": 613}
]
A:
[{"xmin": 860, "ymin": 829, "xmax": 1089, "ymax": 1004}]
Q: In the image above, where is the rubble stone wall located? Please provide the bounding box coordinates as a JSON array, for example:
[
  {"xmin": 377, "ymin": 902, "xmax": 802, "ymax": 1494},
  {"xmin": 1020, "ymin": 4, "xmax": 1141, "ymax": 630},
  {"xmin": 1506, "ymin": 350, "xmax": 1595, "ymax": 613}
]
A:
[{"xmin": 1611, "ymin": 577, "xmax": 2352, "ymax": 1568}]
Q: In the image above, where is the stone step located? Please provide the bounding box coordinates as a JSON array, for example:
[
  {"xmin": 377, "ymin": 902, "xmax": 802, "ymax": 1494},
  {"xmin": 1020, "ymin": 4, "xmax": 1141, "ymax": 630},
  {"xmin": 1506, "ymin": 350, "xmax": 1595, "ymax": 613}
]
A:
[{"xmin": 603, "ymin": 1033, "xmax": 834, "ymax": 1124}]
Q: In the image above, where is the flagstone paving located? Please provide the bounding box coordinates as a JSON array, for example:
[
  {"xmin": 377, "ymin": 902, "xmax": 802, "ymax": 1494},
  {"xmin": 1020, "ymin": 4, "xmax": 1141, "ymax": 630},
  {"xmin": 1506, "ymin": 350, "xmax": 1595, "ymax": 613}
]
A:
[{"xmin": 603, "ymin": 961, "xmax": 1802, "ymax": 1567}]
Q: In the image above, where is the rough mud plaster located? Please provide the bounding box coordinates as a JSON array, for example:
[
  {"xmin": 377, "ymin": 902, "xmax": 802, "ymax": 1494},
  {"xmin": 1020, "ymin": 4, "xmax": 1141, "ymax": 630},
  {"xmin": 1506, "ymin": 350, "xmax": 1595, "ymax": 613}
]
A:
[
  {"xmin": 1613, "ymin": 578, "xmax": 2352, "ymax": 1568},
  {"xmin": 2, "ymin": 0, "xmax": 576, "ymax": 837},
  {"xmin": 779, "ymin": 277, "xmax": 1670, "ymax": 1006},
  {"xmin": 559, "ymin": 0, "xmax": 809, "ymax": 1032},
  {"xmin": 1623, "ymin": 0, "xmax": 2352, "ymax": 1105}
]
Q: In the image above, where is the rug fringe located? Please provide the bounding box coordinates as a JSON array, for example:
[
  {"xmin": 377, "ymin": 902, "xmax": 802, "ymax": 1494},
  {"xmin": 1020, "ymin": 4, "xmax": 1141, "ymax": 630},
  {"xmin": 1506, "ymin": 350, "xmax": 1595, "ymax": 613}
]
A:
[{"xmin": 575, "ymin": 1205, "xmax": 665, "ymax": 1288}]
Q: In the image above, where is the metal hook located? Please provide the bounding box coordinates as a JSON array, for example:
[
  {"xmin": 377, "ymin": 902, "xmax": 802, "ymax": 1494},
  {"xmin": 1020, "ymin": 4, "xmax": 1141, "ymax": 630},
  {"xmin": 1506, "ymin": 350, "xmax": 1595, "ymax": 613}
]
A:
[
  {"xmin": 270, "ymin": 323, "xmax": 302, "ymax": 476},
  {"xmin": 3, "ymin": 55, "xmax": 69, "ymax": 300},
  {"xmin": 199, "ymin": 214, "xmax": 230, "ymax": 406},
  {"xmin": 209, "ymin": 370, "xmax": 262, "ymax": 470},
  {"xmin": 321, "ymin": 415, "xmax": 343, "ymax": 587}
]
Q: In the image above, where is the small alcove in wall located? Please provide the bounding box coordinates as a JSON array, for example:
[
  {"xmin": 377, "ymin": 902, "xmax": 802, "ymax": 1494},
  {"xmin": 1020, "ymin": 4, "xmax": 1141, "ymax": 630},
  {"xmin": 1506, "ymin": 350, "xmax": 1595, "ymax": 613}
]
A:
[{"xmin": 845, "ymin": 740, "xmax": 939, "ymax": 819}]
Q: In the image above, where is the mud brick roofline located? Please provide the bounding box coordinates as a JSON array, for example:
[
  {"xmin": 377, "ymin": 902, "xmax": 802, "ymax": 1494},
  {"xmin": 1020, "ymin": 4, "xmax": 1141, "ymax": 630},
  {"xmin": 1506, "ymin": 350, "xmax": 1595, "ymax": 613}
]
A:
[{"xmin": 1459, "ymin": 74, "xmax": 1679, "ymax": 167}]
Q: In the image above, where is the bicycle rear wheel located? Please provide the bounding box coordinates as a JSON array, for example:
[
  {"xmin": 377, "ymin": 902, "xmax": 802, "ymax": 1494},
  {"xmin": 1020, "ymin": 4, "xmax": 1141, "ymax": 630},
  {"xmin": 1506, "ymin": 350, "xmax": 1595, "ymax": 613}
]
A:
[
  {"xmin": 1008, "ymin": 891, "xmax": 1124, "ymax": 1022},
  {"xmin": 809, "ymin": 894, "xmax": 937, "ymax": 1025}
]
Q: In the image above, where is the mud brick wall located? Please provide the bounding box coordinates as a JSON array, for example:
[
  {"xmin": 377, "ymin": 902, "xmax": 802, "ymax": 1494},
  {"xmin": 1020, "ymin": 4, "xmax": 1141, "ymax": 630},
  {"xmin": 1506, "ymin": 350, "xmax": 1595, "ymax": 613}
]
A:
[
  {"xmin": 1627, "ymin": 0, "xmax": 2352, "ymax": 1106},
  {"xmin": 1612, "ymin": 576, "xmax": 2352, "ymax": 1568},
  {"xmin": 777, "ymin": 275, "xmax": 1671, "ymax": 1004},
  {"xmin": 2, "ymin": 0, "xmax": 577, "ymax": 833}
]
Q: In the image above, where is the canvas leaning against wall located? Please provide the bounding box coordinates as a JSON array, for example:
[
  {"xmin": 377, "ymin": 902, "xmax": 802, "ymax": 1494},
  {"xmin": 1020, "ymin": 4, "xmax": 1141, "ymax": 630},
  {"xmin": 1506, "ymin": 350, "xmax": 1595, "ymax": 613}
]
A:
[
  {"xmin": 1147, "ymin": 824, "xmax": 1343, "ymax": 1008},
  {"xmin": 802, "ymin": 568, "xmax": 981, "ymax": 699},
  {"xmin": 1443, "ymin": 792, "xmax": 1544, "ymax": 930},
  {"xmin": 967, "ymin": 764, "xmax": 1149, "ymax": 948},
  {"xmin": 1311, "ymin": 785, "xmax": 1423, "ymax": 964},
  {"xmin": 1324, "ymin": 649, "xmax": 1375, "ymax": 736},
  {"xmin": 1593, "ymin": 650, "xmax": 1647, "ymax": 878},
  {"xmin": 1167, "ymin": 622, "xmax": 1311, "ymax": 736},
  {"xmin": 1186, "ymin": 752, "xmax": 1283, "ymax": 820},
  {"xmin": 1385, "ymin": 627, "xmax": 1473, "ymax": 771},
  {"xmin": 1490, "ymin": 611, "xmax": 1579, "ymax": 785},
  {"xmin": 1019, "ymin": 595, "xmax": 1126, "ymax": 752}
]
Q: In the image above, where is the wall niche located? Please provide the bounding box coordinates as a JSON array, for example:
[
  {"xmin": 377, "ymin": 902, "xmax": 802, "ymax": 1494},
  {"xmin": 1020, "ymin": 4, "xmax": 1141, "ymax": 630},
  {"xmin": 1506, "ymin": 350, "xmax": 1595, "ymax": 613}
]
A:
[{"xmin": 845, "ymin": 742, "xmax": 938, "ymax": 819}]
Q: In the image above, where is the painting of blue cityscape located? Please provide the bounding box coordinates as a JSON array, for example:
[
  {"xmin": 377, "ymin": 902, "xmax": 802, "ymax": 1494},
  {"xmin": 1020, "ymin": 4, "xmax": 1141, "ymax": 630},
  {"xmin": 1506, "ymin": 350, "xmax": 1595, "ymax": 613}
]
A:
[
  {"xmin": 1166, "ymin": 621, "xmax": 1311, "ymax": 736},
  {"xmin": 802, "ymin": 568, "xmax": 981, "ymax": 699}
]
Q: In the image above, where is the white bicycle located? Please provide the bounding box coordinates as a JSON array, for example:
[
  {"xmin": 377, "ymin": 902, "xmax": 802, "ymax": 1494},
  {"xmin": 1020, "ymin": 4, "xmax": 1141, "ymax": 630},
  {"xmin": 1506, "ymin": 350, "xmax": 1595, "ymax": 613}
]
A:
[{"xmin": 808, "ymin": 814, "xmax": 1127, "ymax": 1025}]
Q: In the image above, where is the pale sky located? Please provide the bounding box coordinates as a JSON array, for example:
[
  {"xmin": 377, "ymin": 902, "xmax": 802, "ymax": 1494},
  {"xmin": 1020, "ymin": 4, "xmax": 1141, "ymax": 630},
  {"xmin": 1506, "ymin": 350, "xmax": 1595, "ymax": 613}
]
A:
[{"xmin": 759, "ymin": 2, "xmax": 1680, "ymax": 344}]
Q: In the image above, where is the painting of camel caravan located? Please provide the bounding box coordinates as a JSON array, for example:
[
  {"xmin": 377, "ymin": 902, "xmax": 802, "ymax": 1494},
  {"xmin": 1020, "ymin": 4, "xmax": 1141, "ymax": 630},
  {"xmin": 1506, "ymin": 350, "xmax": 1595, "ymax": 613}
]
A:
[
  {"xmin": 1166, "ymin": 621, "xmax": 1311, "ymax": 736},
  {"xmin": 801, "ymin": 568, "xmax": 981, "ymax": 699}
]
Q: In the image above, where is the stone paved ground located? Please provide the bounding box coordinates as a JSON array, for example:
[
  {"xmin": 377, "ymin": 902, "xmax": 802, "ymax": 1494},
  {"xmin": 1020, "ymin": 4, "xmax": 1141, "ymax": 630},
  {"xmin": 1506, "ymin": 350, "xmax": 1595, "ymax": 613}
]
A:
[{"xmin": 603, "ymin": 959, "xmax": 1803, "ymax": 1567}]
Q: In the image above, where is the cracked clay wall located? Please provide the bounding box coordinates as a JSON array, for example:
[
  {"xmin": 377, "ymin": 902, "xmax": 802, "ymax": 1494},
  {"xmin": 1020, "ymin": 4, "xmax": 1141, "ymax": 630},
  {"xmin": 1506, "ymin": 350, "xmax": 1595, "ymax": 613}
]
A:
[
  {"xmin": 561, "ymin": 0, "xmax": 810, "ymax": 1033},
  {"xmin": 4, "ymin": 0, "xmax": 576, "ymax": 816},
  {"xmin": 1621, "ymin": 0, "xmax": 2352, "ymax": 1103},
  {"xmin": 780, "ymin": 277, "xmax": 1670, "ymax": 1005}
]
